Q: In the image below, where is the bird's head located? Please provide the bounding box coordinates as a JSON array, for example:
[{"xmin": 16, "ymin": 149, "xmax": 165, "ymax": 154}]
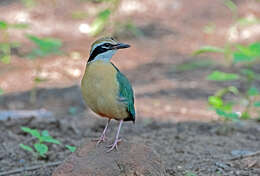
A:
[{"xmin": 88, "ymin": 37, "xmax": 130, "ymax": 63}]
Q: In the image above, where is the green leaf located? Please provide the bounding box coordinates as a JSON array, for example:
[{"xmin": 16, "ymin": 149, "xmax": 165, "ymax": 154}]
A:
[
  {"xmin": 225, "ymin": 112, "xmax": 239, "ymax": 119},
  {"xmin": 41, "ymin": 130, "xmax": 61, "ymax": 144},
  {"xmin": 1, "ymin": 55, "xmax": 10, "ymax": 64},
  {"xmin": 193, "ymin": 46, "xmax": 225, "ymax": 55},
  {"xmin": 41, "ymin": 130, "xmax": 49, "ymax": 136},
  {"xmin": 249, "ymin": 42, "xmax": 260, "ymax": 59},
  {"xmin": 207, "ymin": 71, "xmax": 239, "ymax": 81},
  {"xmin": 98, "ymin": 9, "xmax": 111, "ymax": 21},
  {"xmin": 42, "ymin": 136, "xmax": 61, "ymax": 144},
  {"xmin": 254, "ymin": 101, "xmax": 260, "ymax": 107},
  {"xmin": 215, "ymin": 108, "xmax": 226, "ymax": 116},
  {"xmin": 233, "ymin": 43, "xmax": 260, "ymax": 63},
  {"xmin": 65, "ymin": 145, "xmax": 76, "ymax": 152},
  {"xmin": 89, "ymin": 9, "xmax": 111, "ymax": 36},
  {"xmin": 185, "ymin": 171, "xmax": 197, "ymax": 176},
  {"xmin": 221, "ymin": 102, "xmax": 234, "ymax": 112},
  {"xmin": 10, "ymin": 23, "xmax": 29, "ymax": 29},
  {"xmin": 34, "ymin": 143, "xmax": 48, "ymax": 157},
  {"xmin": 0, "ymin": 43, "xmax": 10, "ymax": 54},
  {"xmin": 247, "ymin": 87, "xmax": 259, "ymax": 96},
  {"xmin": 26, "ymin": 34, "xmax": 62, "ymax": 58},
  {"xmin": 27, "ymin": 34, "xmax": 62, "ymax": 51},
  {"xmin": 0, "ymin": 88, "xmax": 3, "ymax": 95},
  {"xmin": 233, "ymin": 53, "xmax": 254, "ymax": 63},
  {"xmin": 250, "ymin": 42, "xmax": 260, "ymax": 53},
  {"xmin": 241, "ymin": 111, "xmax": 250, "ymax": 119},
  {"xmin": 216, "ymin": 109, "xmax": 239, "ymax": 120},
  {"xmin": 237, "ymin": 16, "xmax": 260, "ymax": 27},
  {"xmin": 224, "ymin": 0, "xmax": 237, "ymax": 12},
  {"xmin": 27, "ymin": 49, "xmax": 45, "ymax": 59},
  {"xmin": 19, "ymin": 144, "xmax": 34, "ymax": 153},
  {"xmin": 0, "ymin": 21, "xmax": 8, "ymax": 30},
  {"xmin": 209, "ymin": 90, "xmax": 236, "ymax": 112},
  {"xmin": 21, "ymin": 127, "xmax": 41, "ymax": 139},
  {"xmin": 208, "ymin": 96, "xmax": 223, "ymax": 108},
  {"xmin": 0, "ymin": 43, "xmax": 11, "ymax": 64},
  {"xmin": 21, "ymin": 0, "xmax": 36, "ymax": 8}
]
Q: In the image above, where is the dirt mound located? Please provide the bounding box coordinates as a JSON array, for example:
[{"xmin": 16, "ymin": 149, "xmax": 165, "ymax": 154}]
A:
[{"xmin": 52, "ymin": 139, "xmax": 165, "ymax": 176}]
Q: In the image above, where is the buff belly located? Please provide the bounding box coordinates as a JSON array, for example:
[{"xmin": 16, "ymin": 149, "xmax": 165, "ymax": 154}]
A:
[{"xmin": 81, "ymin": 60, "xmax": 129, "ymax": 120}]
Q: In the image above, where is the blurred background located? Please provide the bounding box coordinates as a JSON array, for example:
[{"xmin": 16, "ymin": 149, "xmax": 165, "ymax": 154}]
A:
[{"xmin": 1, "ymin": 0, "xmax": 260, "ymax": 175}]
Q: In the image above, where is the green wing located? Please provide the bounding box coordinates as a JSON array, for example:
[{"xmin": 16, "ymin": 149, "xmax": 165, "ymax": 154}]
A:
[{"xmin": 115, "ymin": 66, "xmax": 135, "ymax": 122}]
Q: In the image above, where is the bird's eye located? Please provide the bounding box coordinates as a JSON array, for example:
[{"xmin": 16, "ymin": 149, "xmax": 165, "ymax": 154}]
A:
[{"xmin": 104, "ymin": 43, "xmax": 110, "ymax": 47}]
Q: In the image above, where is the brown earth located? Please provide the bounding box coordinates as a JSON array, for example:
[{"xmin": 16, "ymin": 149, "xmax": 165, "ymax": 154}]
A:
[
  {"xmin": 52, "ymin": 139, "xmax": 165, "ymax": 176},
  {"xmin": 1, "ymin": 87, "xmax": 260, "ymax": 176}
]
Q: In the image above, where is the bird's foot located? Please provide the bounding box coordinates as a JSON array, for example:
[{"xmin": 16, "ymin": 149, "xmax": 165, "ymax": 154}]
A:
[
  {"xmin": 106, "ymin": 138, "xmax": 122, "ymax": 152},
  {"xmin": 92, "ymin": 135, "xmax": 106, "ymax": 146}
]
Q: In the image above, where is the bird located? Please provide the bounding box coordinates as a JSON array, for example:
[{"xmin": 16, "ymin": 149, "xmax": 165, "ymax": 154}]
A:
[{"xmin": 81, "ymin": 37, "xmax": 135, "ymax": 152}]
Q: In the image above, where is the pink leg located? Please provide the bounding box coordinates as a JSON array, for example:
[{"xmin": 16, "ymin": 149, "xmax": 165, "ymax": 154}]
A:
[
  {"xmin": 106, "ymin": 120, "xmax": 123, "ymax": 152},
  {"xmin": 93, "ymin": 119, "xmax": 111, "ymax": 146}
]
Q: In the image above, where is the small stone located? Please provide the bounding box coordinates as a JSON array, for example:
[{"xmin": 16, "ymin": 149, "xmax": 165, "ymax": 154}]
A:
[
  {"xmin": 52, "ymin": 139, "xmax": 165, "ymax": 176},
  {"xmin": 215, "ymin": 161, "xmax": 229, "ymax": 170},
  {"xmin": 231, "ymin": 150, "xmax": 254, "ymax": 157}
]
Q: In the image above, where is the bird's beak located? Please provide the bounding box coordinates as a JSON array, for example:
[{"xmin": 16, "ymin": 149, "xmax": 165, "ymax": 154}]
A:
[{"xmin": 113, "ymin": 43, "xmax": 131, "ymax": 50}]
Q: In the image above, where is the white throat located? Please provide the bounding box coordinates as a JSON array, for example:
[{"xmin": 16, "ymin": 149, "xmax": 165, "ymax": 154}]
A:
[{"xmin": 92, "ymin": 50, "xmax": 116, "ymax": 62}]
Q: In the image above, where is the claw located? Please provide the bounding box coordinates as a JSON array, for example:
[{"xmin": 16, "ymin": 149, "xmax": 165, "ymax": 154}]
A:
[
  {"xmin": 106, "ymin": 138, "xmax": 122, "ymax": 148},
  {"xmin": 106, "ymin": 120, "xmax": 123, "ymax": 152},
  {"xmin": 106, "ymin": 138, "xmax": 122, "ymax": 152},
  {"xmin": 92, "ymin": 134, "xmax": 106, "ymax": 146}
]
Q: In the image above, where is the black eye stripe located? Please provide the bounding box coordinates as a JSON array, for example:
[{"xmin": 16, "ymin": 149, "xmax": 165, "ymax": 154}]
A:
[{"xmin": 88, "ymin": 45, "xmax": 108, "ymax": 63}]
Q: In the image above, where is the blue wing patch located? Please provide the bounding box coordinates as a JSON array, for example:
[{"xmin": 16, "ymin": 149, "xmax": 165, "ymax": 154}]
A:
[{"xmin": 112, "ymin": 63, "xmax": 135, "ymax": 122}]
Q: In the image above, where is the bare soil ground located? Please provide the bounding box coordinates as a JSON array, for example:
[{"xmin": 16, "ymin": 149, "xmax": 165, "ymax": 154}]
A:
[
  {"xmin": 1, "ymin": 87, "xmax": 260, "ymax": 176},
  {"xmin": 1, "ymin": 0, "xmax": 260, "ymax": 175}
]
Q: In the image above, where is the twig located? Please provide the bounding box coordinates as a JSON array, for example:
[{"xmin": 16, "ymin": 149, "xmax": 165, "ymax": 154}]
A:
[
  {"xmin": 0, "ymin": 161, "xmax": 62, "ymax": 176},
  {"xmin": 229, "ymin": 151, "xmax": 260, "ymax": 161},
  {"xmin": 0, "ymin": 109, "xmax": 53, "ymax": 120}
]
